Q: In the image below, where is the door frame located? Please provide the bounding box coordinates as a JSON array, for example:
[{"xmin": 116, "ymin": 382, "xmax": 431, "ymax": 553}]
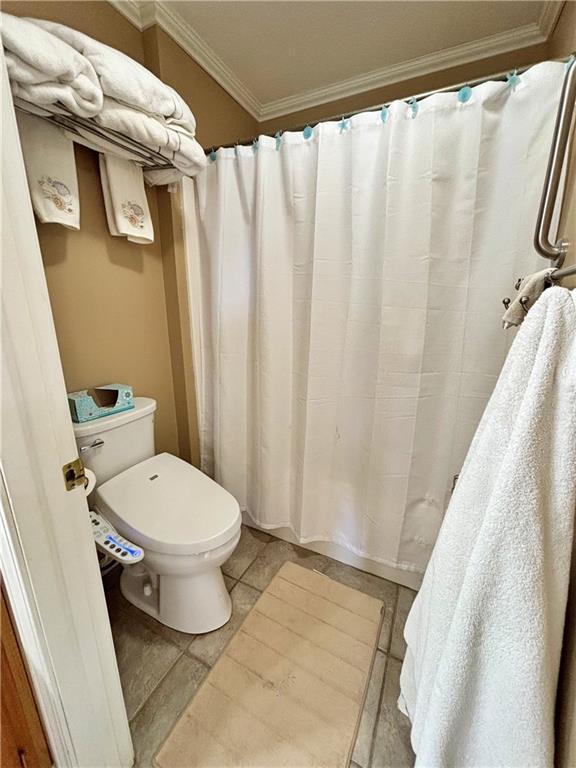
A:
[{"xmin": 0, "ymin": 53, "xmax": 133, "ymax": 768}]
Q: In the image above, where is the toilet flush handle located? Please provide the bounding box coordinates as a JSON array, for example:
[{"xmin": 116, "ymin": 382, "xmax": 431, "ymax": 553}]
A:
[{"xmin": 80, "ymin": 438, "xmax": 104, "ymax": 454}]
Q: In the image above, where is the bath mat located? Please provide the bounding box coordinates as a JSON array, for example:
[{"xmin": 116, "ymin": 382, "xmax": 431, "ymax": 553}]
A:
[{"xmin": 155, "ymin": 561, "xmax": 384, "ymax": 768}]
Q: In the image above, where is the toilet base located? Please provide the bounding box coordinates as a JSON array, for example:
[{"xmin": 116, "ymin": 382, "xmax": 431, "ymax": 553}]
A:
[{"xmin": 120, "ymin": 564, "xmax": 232, "ymax": 634}]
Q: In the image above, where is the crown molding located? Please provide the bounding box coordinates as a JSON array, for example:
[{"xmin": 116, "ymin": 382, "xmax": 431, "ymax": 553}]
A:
[
  {"xmin": 538, "ymin": 0, "xmax": 565, "ymax": 37},
  {"xmin": 108, "ymin": 0, "xmax": 262, "ymax": 118},
  {"xmin": 107, "ymin": 0, "xmax": 563, "ymax": 123},
  {"xmin": 108, "ymin": 0, "xmax": 144, "ymax": 30},
  {"xmin": 259, "ymin": 21, "xmax": 549, "ymax": 121},
  {"xmin": 151, "ymin": 2, "xmax": 261, "ymax": 117}
]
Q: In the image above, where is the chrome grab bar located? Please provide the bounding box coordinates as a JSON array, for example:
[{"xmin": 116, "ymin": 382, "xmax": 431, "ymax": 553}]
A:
[{"xmin": 534, "ymin": 55, "xmax": 576, "ymax": 267}]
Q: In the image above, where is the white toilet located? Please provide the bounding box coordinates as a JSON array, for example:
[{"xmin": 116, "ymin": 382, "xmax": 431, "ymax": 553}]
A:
[{"xmin": 74, "ymin": 397, "xmax": 241, "ymax": 634}]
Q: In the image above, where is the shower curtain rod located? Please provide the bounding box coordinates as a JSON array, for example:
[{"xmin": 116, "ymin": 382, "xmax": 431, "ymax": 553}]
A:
[{"xmin": 208, "ymin": 54, "xmax": 574, "ymax": 152}]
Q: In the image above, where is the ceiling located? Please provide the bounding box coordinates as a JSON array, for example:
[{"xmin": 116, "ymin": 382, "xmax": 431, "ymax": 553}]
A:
[{"xmin": 113, "ymin": 1, "xmax": 563, "ymax": 120}]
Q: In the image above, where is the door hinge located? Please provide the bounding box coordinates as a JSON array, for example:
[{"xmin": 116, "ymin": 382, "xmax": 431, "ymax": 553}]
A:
[{"xmin": 62, "ymin": 457, "xmax": 86, "ymax": 491}]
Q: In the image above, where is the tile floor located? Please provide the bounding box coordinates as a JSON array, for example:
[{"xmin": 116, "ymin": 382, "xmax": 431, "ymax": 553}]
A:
[{"xmin": 104, "ymin": 525, "xmax": 416, "ymax": 768}]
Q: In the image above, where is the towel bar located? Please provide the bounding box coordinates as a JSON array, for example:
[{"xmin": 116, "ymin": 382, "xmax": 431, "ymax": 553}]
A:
[{"xmin": 534, "ymin": 55, "xmax": 576, "ymax": 271}]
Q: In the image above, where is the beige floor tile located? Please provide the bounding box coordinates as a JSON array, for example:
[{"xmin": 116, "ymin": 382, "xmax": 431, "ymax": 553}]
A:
[
  {"xmin": 222, "ymin": 525, "xmax": 272, "ymax": 580},
  {"xmin": 241, "ymin": 539, "xmax": 332, "ymax": 591},
  {"xmin": 223, "ymin": 574, "xmax": 237, "ymax": 591},
  {"xmin": 352, "ymin": 650, "xmax": 387, "ymax": 768},
  {"xmin": 131, "ymin": 654, "xmax": 209, "ymax": 768},
  {"xmin": 372, "ymin": 657, "xmax": 415, "ymax": 768},
  {"xmin": 390, "ymin": 587, "xmax": 417, "ymax": 661},
  {"xmin": 321, "ymin": 560, "xmax": 399, "ymax": 652},
  {"xmin": 187, "ymin": 582, "xmax": 261, "ymax": 666},
  {"xmin": 110, "ymin": 610, "xmax": 182, "ymax": 720}
]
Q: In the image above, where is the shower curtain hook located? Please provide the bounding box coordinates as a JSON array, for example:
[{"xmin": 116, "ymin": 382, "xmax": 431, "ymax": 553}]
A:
[
  {"xmin": 457, "ymin": 85, "xmax": 473, "ymax": 103},
  {"xmin": 506, "ymin": 69, "xmax": 521, "ymax": 90}
]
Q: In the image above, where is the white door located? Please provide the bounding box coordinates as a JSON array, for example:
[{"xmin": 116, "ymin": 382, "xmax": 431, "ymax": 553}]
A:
[{"xmin": 0, "ymin": 54, "xmax": 133, "ymax": 767}]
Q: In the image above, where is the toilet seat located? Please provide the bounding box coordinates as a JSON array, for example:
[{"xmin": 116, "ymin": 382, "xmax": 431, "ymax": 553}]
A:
[{"xmin": 94, "ymin": 452, "xmax": 241, "ymax": 555}]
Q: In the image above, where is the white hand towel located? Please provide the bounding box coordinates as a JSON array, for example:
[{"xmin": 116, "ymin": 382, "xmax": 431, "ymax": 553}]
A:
[
  {"xmin": 399, "ymin": 286, "xmax": 576, "ymax": 768},
  {"xmin": 16, "ymin": 111, "xmax": 80, "ymax": 229},
  {"xmin": 99, "ymin": 154, "xmax": 153, "ymax": 244},
  {"xmin": 502, "ymin": 268, "xmax": 555, "ymax": 328},
  {"xmin": 1, "ymin": 13, "xmax": 102, "ymax": 118}
]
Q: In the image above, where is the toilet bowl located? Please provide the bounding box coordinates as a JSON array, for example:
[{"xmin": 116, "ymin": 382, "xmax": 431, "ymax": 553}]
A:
[
  {"xmin": 95, "ymin": 452, "xmax": 241, "ymax": 633},
  {"xmin": 74, "ymin": 398, "xmax": 242, "ymax": 634}
]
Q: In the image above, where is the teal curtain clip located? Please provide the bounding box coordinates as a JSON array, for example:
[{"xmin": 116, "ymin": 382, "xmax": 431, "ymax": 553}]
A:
[
  {"xmin": 339, "ymin": 116, "xmax": 350, "ymax": 134},
  {"xmin": 303, "ymin": 125, "xmax": 313, "ymax": 140},
  {"xmin": 457, "ymin": 85, "xmax": 473, "ymax": 104},
  {"xmin": 252, "ymin": 138, "xmax": 259, "ymax": 154},
  {"xmin": 274, "ymin": 131, "xmax": 283, "ymax": 150},
  {"xmin": 409, "ymin": 97, "xmax": 419, "ymax": 119},
  {"xmin": 380, "ymin": 105, "xmax": 389, "ymax": 124},
  {"xmin": 209, "ymin": 148, "xmax": 217, "ymax": 162},
  {"xmin": 506, "ymin": 70, "xmax": 521, "ymax": 89}
]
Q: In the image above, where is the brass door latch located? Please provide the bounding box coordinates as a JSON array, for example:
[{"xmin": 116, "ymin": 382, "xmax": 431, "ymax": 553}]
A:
[{"xmin": 62, "ymin": 457, "xmax": 86, "ymax": 491}]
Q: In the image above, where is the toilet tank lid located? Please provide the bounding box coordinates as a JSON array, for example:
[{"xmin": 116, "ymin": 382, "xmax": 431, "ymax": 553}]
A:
[{"xmin": 72, "ymin": 397, "xmax": 156, "ymax": 437}]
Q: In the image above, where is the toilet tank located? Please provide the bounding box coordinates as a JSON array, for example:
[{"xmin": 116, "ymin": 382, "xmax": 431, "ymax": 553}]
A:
[{"xmin": 73, "ymin": 397, "xmax": 157, "ymax": 485}]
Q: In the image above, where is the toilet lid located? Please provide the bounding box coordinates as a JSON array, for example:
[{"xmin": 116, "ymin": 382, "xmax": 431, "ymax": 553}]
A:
[{"xmin": 94, "ymin": 453, "xmax": 241, "ymax": 555}]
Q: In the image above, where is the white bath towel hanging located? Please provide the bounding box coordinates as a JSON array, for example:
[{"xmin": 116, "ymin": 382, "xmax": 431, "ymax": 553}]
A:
[
  {"xmin": 399, "ymin": 286, "xmax": 576, "ymax": 768},
  {"xmin": 1, "ymin": 13, "xmax": 102, "ymax": 118},
  {"xmin": 99, "ymin": 154, "xmax": 153, "ymax": 244},
  {"xmin": 16, "ymin": 111, "xmax": 80, "ymax": 230}
]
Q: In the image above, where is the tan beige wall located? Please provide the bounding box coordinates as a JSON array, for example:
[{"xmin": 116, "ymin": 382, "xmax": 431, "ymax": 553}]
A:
[
  {"xmin": 147, "ymin": 27, "xmax": 259, "ymax": 148},
  {"xmin": 36, "ymin": 146, "xmax": 180, "ymax": 455},
  {"xmin": 2, "ymin": 1, "xmax": 146, "ymax": 62},
  {"xmin": 3, "ymin": 0, "xmax": 256, "ymax": 460}
]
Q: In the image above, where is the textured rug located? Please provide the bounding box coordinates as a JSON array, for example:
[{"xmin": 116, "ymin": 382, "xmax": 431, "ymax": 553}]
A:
[{"xmin": 155, "ymin": 561, "xmax": 384, "ymax": 768}]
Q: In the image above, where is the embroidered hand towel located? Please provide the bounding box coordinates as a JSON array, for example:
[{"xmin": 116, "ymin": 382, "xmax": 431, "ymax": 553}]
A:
[
  {"xmin": 502, "ymin": 268, "xmax": 555, "ymax": 328},
  {"xmin": 16, "ymin": 111, "xmax": 80, "ymax": 229},
  {"xmin": 99, "ymin": 154, "xmax": 153, "ymax": 244}
]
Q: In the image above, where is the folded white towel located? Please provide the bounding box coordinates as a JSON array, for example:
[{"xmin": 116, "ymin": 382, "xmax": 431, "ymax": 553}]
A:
[
  {"xmin": 400, "ymin": 286, "xmax": 576, "ymax": 768},
  {"xmin": 28, "ymin": 18, "xmax": 195, "ymax": 132},
  {"xmin": 95, "ymin": 97, "xmax": 206, "ymax": 177},
  {"xmin": 143, "ymin": 169, "xmax": 184, "ymax": 187},
  {"xmin": 17, "ymin": 111, "xmax": 80, "ymax": 229},
  {"xmin": 502, "ymin": 268, "xmax": 555, "ymax": 328},
  {"xmin": 1, "ymin": 13, "xmax": 102, "ymax": 118},
  {"xmin": 2, "ymin": 14, "xmax": 207, "ymax": 180},
  {"xmin": 99, "ymin": 154, "xmax": 153, "ymax": 244}
]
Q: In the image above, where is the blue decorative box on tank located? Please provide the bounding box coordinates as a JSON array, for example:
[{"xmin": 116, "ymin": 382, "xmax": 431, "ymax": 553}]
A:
[{"xmin": 68, "ymin": 384, "xmax": 134, "ymax": 423}]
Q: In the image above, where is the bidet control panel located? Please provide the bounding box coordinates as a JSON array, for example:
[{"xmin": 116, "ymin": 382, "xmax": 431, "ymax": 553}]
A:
[{"xmin": 89, "ymin": 510, "xmax": 144, "ymax": 564}]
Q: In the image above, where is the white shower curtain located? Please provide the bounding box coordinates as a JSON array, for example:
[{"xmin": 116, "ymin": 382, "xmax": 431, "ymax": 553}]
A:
[{"xmin": 187, "ymin": 61, "xmax": 564, "ymax": 574}]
